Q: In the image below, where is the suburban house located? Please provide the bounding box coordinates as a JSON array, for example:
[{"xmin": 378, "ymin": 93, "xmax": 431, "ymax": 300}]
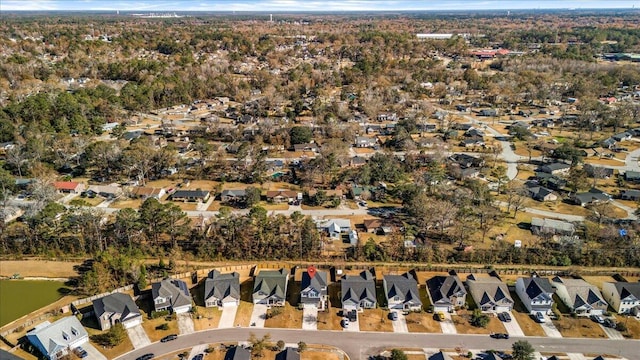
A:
[
  {"xmin": 315, "ymin": 218, "xmax": 351, "ymax": 239},
  {"xmin": 514, "ymin": 276, "xmax": 555, "ymax": 315},
  {"xmin": 350, "ymin": 156, "xmax": 367, "ymax": 167},
  {"xmin": 225, "ymin": 346, "xmax": 251, "ymax": 360},
  {"xmin": 426, "ymin": 273, "xmax": 467, "ymax": 312},
  {"xmin": 584, "ymin": 164, "xmax": 614, "ymax": 179},
  {"xmin": 355, "ymin": 136, "xmax": 378, "ymax": 148},
  {"xmin": 428, "ymin": 351, "xmax": 453, "ymax": 360},
  {"xmin": 466, "ymin": 274, "xmax": 514, "ymax": 313},
  {"xmin": 308, "ymin": 189, "xmax": 343, "ymax": 202},
  {"xmin": 539, "ymin": 162, "xmax": 571, "ymax": 175},
  {"xmin": 151, "ymin": 279, "xmax": 193, "ymax": 314},
  {"xmin": 300, "ymin": 266, "xmax": 329, "ymax": 310},
  {"xmin": 341, "ymin": 270, "xmax": 377, "ymax": 311},
  {"xmin": 551, "ymin": 276, "xmax": 608, "ymax": 315},
  {"xmin": 276, "ymin": 348, "xmax": 300, "ymax": 360},
  {"xmin": 293, "ymin": 143, "xmax": 319, "ymax": 152},
  {"xmin": 53, "ymin": 181, "xmax": 85, "ymax": 194},
  {"xmin": 204, "ymin": 271, "xmax": 241, "ymax": 308},
  {"xmin": 601, "ymin": 282, "xmax": 640, "ymax": 316},
  {"xmin": 363, "ymin": 219, "xmax": 383, "ymax": 233},
  {"xmin": 383, "ymin": 272, "xmax": 422, "ymax": 311},
  {"xmin": 220, "ymin": 189, "xmax": 247, "ymax": 203},
  {"xmin": 625, "ymin": 170, "xmax": 640, "ymax": 183},
  {"xmin": 252, "ymin": 268, "xmax": 289, "ymax": 306},
  {"xmin": 86, "ymin": 184, "xmax": 123, "ymax": 199},
  {"xmin": 266, "ymin": 190, "xmax": 301, "ymax": 204},
  {"xmin": 571, "ymin": 188, "xmax": 611, "ymax": 206},
  {"xmin": 530, "ymin": 217, "xmax": 576, "ymax": 236},
  {"xmin": 620, "ymin": 189, "xmax": 640, "ymax": 201},
  {"xmin": 459, "ymin": 137, "xmax": 485, "ymax": 148},
  {"xmin": 27, "ymin": 317, "xmax": 88, "ymax": 360},
  {"xmin": 131, "ymin": 186, "xmax": 166, "ymax": 200},
  {"xmin": 612, "ymin": 132, "xmax": 632, "ymax": 142},
  {"xmin": 526, "ymin": 184, "xmax": 558, "ymax": 202},
  {"xmin": 170, "ymin": 189, "xmax": 210, "ymax": 203},
  {"xmin": 92, "ymin": 293, "xmax": 142, "ymax": 330}
]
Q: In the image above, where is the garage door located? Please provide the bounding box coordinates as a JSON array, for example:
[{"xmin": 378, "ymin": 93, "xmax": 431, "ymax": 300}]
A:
[{"xmin": 123, "ymin": 317, "xmax": 142, "ymax": 329}]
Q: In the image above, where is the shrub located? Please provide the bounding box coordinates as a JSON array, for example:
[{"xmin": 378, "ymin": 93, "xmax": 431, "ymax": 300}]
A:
[
  {"xmin": 91, "ymin": 323, "xmax": 126, "ymax": 347},
  {"xmin": 469, "ymin": 309, "xmax": 490, "ymax": 328},
  {"xmin": 156, "ymin": 323, "xmax": 169, "ymax": 330},
  {"xmin": 151, "ymin": 310, "xmax": 170, "ymax": 319},
  {"xmin": 277, "ymin": 340, "xmax": 285, "ymax": 350},
  {"xmin": 616, "ymin": 322, "xmax": 627, "ymax": 332}
]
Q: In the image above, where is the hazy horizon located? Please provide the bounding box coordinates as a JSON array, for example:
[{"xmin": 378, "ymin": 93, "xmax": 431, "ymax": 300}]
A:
[{"xmin": 2, "ymin": 0, "xmax": 639, "ymax": 12}]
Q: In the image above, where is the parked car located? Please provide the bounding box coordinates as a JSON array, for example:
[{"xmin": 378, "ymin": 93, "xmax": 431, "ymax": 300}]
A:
[
  {"xmin": 534, "ymin": 312, "xmax": 546, "ymax": 323},
  {"xmin": 590, "ymin": 314, "xmax": 605, "ymax": 324},
  {"xmin": 74, "ymin": 347, "xmax": 88, "ymax": 358},
  {"xmin": 603, "ymin": 318, "xmax": 616, "ymax": 328},
  {"xmin": 490, "ymin": 333, "xmax": 509, "ymax": 339},
  {"xmin": 161, "ymin": 334, "xmax": 178, "ymax": 342},
  {"xmin": 498, "ymin": 312, "xmax": 511, "ymax": 322},
  {"xmin": 434, "ymin": 312, "xmax": 446, "ymax": 322},
  {"xmin": 136, "ymin": 354, "xmax": 155, "ymax": 360},
  {"xmin": 347, "ymin": 309, "xmax": 357, "ymax": 321},
  {"xmin": 192, "ymin": 354, "xmax": 204, "ymax": 360},
  {"xmin": 389, "ymin": 311, "xmax": 398, "ymax": 321}
]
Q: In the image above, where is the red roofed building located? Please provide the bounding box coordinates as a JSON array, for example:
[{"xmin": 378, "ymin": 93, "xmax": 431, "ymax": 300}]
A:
[{"xmin": 53, "ymin": 181, "xmax": 85, "ymax": 194}]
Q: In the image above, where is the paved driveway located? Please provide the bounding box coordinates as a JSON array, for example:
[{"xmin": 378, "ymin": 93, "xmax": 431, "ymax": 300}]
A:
[
  {"xmin": 540, "ymin": 314, "xmax": 562, "ymax": 338},
  {"xmin": 82, "ymin": 343, "xmax": 108, "ymax": 360},
  {"xmin": 302, "ymin": 306, "xmax": 318, "ymax": 330},
  {"xmin": 599, "ymin": 324, "xmax": 624, "ymax": 339},
  {"xmin": 219, "ymin": 305, "xmax": 238, "ymax": 328},
  {"xmin": 391, "ymin": 311, "xmax": 408, "ymax": 333},
  {"xmin": 501, "ymin": 312, "xmax": 525, "ymax": 337},
  {"xmin": 126, "ymin": 324, "xmax": 151, "ymax": 349},
  {"xmin": 177, "ymin": 313, "xmax": 195, "ymax": 334},
  {"xmin": 250, "ymin": 304, "xmax": 268, "ymax": 328},
  {"xmin": 343, "ymin": 313, "xmax": 360, "ymax": 332},
  {"xmin": 440, "ymin": 312, "xmax": 457, "ymax": 334}
]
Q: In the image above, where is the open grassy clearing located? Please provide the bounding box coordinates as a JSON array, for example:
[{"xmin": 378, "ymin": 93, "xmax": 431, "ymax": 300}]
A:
[
  {"xmin": 0, "ymin": 260, "xmax": 80, "ymax": 278},
  {"xmin": 553, "ymin": 316, "xmax": 607, "ymax": 338},
  {"xmin": 109, "ymin": 198, "xmax": 144, "ymax": 209},
  {"xmin": 264, "ymin": 303, "xmax": 302, "ymax": 329},
  {"xmin": 359, "ymin": 308, "xmax": 394, "ymax": 332}
]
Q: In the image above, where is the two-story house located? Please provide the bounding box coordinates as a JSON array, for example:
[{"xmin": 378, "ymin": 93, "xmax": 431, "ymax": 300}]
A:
[
  {"xmin": 300, "ymin": 266, "xmax": 328, "ymax": 310},
  {"xmin": 515, "ymin": 276, "xmax": 555, "ymax": 315},
  {"xmin": 466, "ymin": 274, "xmax": 514, "ymax": 313},
  {"xmin": 341, "ymin": 270, "xmax": 377, "ymax": 311},
  {"xmin": 204, "ymin": 271, "xmax": 241, "ymax": 308},
  {"xmin": 252, "ymin": 269, "xmax": 289, "ymax": 306},
  {"xmin": 426, "ymin": 274, "xmax": 467, "ymax": 313},
  {"xmin": 27, "ymin": 317, "xmax": 89, "ymax": 360},
  {"xmin": 383, "ymin": 273, "xmax": 422, "ymax": 311},
  {"xmin": 602, "ymin": 282, "xmax": 640, "ymax": 316},
  {"xmin": 151, "ymin": 279, "xmax": 193, "ymax": 314}
]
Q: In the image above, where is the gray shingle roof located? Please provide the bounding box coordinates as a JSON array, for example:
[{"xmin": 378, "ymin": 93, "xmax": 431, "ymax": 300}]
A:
[
  {"xmin": 253, "ymin": 269, "xmax": 289, "ymax": 301},
  {"xmin": 427, "ymin": 275, "xmax": 466, "ymax": 305},
  {"xmin": 92, "ymin": 293, "xmax": 141, "ymax": 320},
  {"xmin": 384, "ymin": 273, "xmax": 422, "ymax": 306},
  {"xmin": 27, "ymin": 317, "xmax": 88, "ymax": 358},
  {"xmin": 276, "ymin": 348, "xmax": 300, "ymax": 360},
  {"xmin": 301, "ymin": 269, "xmax": 328, "ymax": 304},
  {"xmin": 152, "ymin": 279, "xmax": 192, "ymax": 310},
  {"xmin": 521, "ymin": 277, "xmax": 554, "ymax": 301},
  {"xmin": 205, "ymin": 271, "xmax": 240, "ymax": 303},
  {"xmin": 466, "ymin": 276, "xmax": 513, "ymax": 308},
  {"xmin": 552, "ymin": 277, "xmax": 607, "ymax": 310},
  {"xmin": 428, "ymin": 351, "xmax": 453, "ymax": 360},
  {"xmin": 224, "ymin": 346, "xmax": 251, "ymax": 360},
  {"xmin": 611, "ymin": 282, "xmax": 640, "ymax": 301},
  {"xmin": 341, "ymin": 270, "xmax": 376, "ymax": 307}
]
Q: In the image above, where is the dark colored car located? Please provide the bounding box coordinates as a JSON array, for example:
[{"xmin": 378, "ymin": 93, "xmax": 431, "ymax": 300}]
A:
[
  {"xmin": 136, "ymin": 354, "xmax": 155, "ymax": 360},
  {"xmin": 74, "ymin": 347, "xmax": 88, "ymax": 358},
  {"xmin": 192, "ymin": 354, "xmax": 204, "ymax": 360},
  {"xmin": 490, "ymin": 333, "xmax": 509, "ymax": 339},
  {"xmin": 603, "ymin": 319, "xmax": 616, "ymax": 328},
  {"xmin": 161, "ymin": 334, "xmax": 178, "ymax": 342},
  {"xmin": 498, "ymin": 312, "xmax": 511, "ymax": 322},
  {"xmin": 389, "ymin": 312, "xmax": 398, "ymax": 321}
]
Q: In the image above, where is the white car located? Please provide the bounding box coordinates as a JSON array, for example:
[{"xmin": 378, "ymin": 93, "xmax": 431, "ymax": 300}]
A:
[{"xmin": 534, "ymin": 312, "xmax": 546, "ymax": 323}]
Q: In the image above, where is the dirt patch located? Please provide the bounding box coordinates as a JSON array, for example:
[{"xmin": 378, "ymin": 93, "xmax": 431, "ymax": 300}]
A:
[
  {"xmin": 354, "ymin": 148, "xmax": 375, "ymax": 154},
  {"xmin": 303, "ymin": 351, "xmax": 341, "ymax": 360},
  {"xmin": 359, "ymin": 308, "xmax": 394, "ymax": 332},
  {"xmin": 0, "ymin": 260, "xmax": 80, "ymax": 278},
  {"xmin": 109, "ymin": 198, "xmax": 143, "ymax": 209},
  {"xmin": 261, "ymin": 203, "xmax": 290, "ymax": 211},
  {"xmin": 553, "ymin": 317, "xmax": 607, "ymax": 338},
  {"xmin": 264, "ymin": 303, "xmax": 302, "ymax": 329},
  {"xmin": 193, "ymin": 306, "xmax": 222, "ymax": 331},
  {"xmin": 405, "ymin": 312, "xmax": 441, "ymax": 333}
]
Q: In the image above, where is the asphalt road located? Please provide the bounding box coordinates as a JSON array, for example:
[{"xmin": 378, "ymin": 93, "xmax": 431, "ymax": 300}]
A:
[{"xmin": 114, "ymin": 327, "xmax": 640, "ymax": 360}]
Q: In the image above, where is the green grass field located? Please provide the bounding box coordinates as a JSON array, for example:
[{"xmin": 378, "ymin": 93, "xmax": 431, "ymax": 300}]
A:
[{"xmin": 0, "ymin": 280, "xmax": 70, "ymax": 326}]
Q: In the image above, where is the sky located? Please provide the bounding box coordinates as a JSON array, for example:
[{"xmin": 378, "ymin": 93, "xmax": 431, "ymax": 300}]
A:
[{"xmin": 1, "ymin": 0, "xmax": 638, "ymax": 12}]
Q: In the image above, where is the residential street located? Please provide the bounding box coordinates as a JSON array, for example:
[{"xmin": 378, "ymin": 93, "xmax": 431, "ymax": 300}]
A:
[{"xmin": 114, "ymin": 327, "xmax": 640, "ymax": 360}]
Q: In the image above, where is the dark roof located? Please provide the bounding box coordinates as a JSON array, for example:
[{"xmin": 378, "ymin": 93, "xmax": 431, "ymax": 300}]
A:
[
  {"xmin": 205, "ymin": 271, "xmax": 240, "ymax": 303},
  {"xmin": 341, "ymin": 270, "xmax": 376, "ymax": 306},
  {"xmin": 171, "ymin": 189, "xmax": 209, "ymax": 199},
  {"xmin": 152, "ymin": 279, "xmax": 192, "ymax": 309},
  {"xmin": 611, "ymin": 282, "xmax": 640, "ymax": 301},
  {"xmin": 253, "ymin": 269, "xmax": 289, "ymax": 300},
  {"xmin": 221, "ymin": 189, "xmax": 246, "ymax": 197},
  {"xmin": 522, "ymin": 277, "xmax": 555, "ymax": 301},
  {"xmin": 276, "ymin": 348, "xmax": 300, "ymax": 360},
  {"xmin": 384, "ymin": 273, "xmax": 421, "ymax": 306},
  {"xmin": 539, "ymin": 162, "xmax": 570, "ymax": 173},
  {"xmin": 428, "ymin": 351, "xmax": 453, "ymax": 360},
  {"xmin": 426, "ymin": 275, "xmax": 466, "ymax": 304},
  {"xmin": 301, "ymin": 268, "xmax": 328, "ymax": 302},
  {"xmin": 92, "ymin": 293, "xmax": 141, "ymax": 319},
  {"xmin": 224, "ymin": 346, "xmax": 251, "ymax": 360}
]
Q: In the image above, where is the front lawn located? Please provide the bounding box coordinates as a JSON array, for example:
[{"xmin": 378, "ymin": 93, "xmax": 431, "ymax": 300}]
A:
[
  {"xmin": 552, "ymin": 317, "xmax": 607, "ymax": 338},
  {"xmin": 405, "ymin": 312, "xmax": 441, "ymax": 333},
  {"xmin": 453, "ymin": 311, "xmax": 506, "ymax": 335},
  {"xmin": 359, "ymin": 308, "xmax": 393, "ymax": 332},
  {"xmin": 317, "ymin": 306, "xmax": 342, "ymax": 331},
  {"xmin": 193, "ymin": 306, "xmax": 222, "ymax": 331},
  {"xmin": 264, "ymin": 303, "xmax": 302, "ymax": 329}
]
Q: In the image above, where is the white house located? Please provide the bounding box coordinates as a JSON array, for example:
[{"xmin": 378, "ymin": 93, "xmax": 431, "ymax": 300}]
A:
[
  {"xmin": 602, "ymin": 282, "xmax": 640, "ymax": 316},
  {"xmin": 515, "ymin": 276, "xmax": 555, "ymax": 315}
]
